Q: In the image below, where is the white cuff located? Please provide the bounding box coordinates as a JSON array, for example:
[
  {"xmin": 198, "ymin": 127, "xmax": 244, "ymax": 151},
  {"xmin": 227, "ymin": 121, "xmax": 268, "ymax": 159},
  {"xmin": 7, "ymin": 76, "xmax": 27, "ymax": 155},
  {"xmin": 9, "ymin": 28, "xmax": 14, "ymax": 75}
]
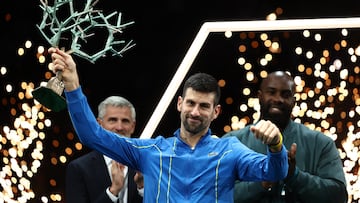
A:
[
  {"xmin": 137, "ymin": 187, "xmax": 144, "ymax": 197},
  {"xmin": 106, "ymin": 187, "xmax": 119, "ymax": 203}
]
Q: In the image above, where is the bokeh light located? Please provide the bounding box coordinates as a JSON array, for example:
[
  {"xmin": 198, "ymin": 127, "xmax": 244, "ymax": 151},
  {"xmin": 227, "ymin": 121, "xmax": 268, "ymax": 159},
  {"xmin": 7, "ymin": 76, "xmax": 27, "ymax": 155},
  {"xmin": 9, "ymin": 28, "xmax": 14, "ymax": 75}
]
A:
[
  {"xmin": 1, "ymin": 2, "xmax": 360, "ymax": 203},
  {"xmin": 220, "ymin": 25, "xmax": 360, "ymax": 203}
]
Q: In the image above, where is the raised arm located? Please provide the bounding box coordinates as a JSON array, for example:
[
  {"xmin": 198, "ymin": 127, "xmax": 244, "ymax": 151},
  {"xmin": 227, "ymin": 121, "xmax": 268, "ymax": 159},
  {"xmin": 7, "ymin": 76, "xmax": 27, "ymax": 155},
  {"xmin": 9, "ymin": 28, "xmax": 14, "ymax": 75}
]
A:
[{"xmin": 47, "ymin": 47, "xmax": 139, "ymax": 169}]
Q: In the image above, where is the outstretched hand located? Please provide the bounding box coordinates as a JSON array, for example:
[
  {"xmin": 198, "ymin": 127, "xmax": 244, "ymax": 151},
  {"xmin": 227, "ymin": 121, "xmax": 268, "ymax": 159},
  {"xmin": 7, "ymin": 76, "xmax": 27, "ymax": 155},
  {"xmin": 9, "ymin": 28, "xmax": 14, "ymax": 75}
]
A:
[{"xmin": 48, "ymin": 47, "xmax": 80, "ymax": 91}]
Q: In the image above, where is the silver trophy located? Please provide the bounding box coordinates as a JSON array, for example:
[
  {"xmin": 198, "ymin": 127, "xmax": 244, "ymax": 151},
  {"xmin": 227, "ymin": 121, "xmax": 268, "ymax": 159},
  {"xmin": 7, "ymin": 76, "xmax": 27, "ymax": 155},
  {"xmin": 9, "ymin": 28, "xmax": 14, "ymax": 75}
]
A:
[
  {"xmin": 33, "ymin": 0, "xmax": 135, "ymax": 112},
  {"xmin": 33, "ymin": 72, "xmax": 66, "ymax": 112}
]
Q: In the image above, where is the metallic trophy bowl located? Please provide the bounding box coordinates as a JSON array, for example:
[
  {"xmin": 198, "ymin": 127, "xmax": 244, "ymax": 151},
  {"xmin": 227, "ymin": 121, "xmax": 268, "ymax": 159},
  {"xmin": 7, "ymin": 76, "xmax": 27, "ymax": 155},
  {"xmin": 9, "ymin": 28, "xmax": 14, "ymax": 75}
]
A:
[{"xmin": 32, "ymin": 71, "xmax": 66, "ymax": 112}]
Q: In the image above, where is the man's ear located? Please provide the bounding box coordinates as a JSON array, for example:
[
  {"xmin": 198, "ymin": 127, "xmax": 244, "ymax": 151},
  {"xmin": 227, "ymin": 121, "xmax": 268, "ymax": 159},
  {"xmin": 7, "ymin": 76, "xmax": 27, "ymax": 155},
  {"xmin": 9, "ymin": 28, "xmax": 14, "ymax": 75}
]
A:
[
  {"xmin": 96, "ymin": 118, "xmax": 102, "ymax": 125},
  {"xmin": 177, "ymin": 96, "xmax": 183, "ymax": 112},
  {"xmin": 213, "ymin": 104, "xmax": 221, "ymax": 120}
]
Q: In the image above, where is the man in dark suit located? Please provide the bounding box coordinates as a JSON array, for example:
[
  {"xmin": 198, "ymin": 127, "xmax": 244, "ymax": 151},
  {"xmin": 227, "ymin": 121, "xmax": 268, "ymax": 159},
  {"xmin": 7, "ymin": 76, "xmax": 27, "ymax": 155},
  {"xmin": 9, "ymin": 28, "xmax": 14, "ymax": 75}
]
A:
[{"xmin": 65, "ymin": 96, "xmax": 143, "ymax": 203}]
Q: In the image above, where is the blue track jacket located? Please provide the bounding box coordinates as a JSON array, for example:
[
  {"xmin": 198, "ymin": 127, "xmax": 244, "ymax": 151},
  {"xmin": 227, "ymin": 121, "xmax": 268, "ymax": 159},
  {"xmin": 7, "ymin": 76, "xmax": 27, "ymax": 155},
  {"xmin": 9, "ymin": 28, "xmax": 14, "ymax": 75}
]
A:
[{"xmin": 65, "ymin": 87, "xmax": 288, "ymax": 203}]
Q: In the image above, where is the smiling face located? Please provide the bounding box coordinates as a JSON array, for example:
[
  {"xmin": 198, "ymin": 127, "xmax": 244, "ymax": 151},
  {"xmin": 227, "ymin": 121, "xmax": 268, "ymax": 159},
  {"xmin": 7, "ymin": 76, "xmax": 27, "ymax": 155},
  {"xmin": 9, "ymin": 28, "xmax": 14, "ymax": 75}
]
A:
[
  {"xmin": 258, "ymin": 71, "xmax": 296, "ymax": 130},
  {"xmin": 177, "ymin": 88, "xmax": 221, "ymax": 137},
  {"xmin": 97, "ymin": 105, "xmax": 136, "ymax": 137}
]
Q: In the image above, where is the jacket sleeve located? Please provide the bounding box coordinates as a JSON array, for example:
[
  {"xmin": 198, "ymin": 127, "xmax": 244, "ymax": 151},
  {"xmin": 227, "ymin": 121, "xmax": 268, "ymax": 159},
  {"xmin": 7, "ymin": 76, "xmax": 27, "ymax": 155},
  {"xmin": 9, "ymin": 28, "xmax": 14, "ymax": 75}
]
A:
[
  {"xmin": 233, "ymin": 181, "xmax": 270, "ymax": 202},
  {"xmin": 285, "ymin": 140, "xmax": 347, "ymax": 203},
  {"xmin": 65, "ymin": 161, "xmax": 89, "ymax": 203},
  {"xmin": 224, "ymin": 130, "xmax": 278, "ymax": 202},
  {"xmin": 232, "ymin": 137, "xmax": 288, "ymax": 182},
  {"xmin": 94, "ymin": 190, "xmax": 114, "ymax": 203}
]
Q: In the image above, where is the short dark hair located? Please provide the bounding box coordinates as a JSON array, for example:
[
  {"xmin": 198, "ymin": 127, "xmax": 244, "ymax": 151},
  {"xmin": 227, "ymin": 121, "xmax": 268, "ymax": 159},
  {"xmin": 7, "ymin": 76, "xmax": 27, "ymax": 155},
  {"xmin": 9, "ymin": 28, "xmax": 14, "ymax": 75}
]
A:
[
  {"xmin": 260, "ymin": 71, "xmax": 295, "ymax": 93},
  {"xmin": 182, "ymin": 73, "xmax": 221, "ymax": 105}
]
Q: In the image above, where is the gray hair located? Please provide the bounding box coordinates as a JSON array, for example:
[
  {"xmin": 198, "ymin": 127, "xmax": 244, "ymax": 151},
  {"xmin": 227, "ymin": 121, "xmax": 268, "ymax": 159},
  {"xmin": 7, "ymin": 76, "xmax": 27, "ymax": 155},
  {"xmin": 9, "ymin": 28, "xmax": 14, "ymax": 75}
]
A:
[{"xmin": 97, "ymin": 96, "xmax": 136, "ymax": 121}]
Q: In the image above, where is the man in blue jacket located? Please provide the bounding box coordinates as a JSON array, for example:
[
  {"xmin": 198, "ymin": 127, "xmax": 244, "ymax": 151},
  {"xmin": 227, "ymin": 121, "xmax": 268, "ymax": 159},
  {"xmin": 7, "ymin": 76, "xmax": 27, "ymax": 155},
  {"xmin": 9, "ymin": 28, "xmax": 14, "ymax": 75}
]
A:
[{"xmin": 47, "ymin": 47, "xmax": 288, "ymax": 203}]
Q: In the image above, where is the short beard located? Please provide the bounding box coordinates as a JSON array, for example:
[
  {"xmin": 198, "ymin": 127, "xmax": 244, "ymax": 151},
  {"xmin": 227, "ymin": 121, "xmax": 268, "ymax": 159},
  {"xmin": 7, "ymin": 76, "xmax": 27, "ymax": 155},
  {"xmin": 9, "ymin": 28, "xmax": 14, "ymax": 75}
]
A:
[
  {"xmin": 183, "ymin": 120, "xmax": 205, "ymax": 135},
  {"xmin": 261, "ymin": 111, "xmax": 291, "ymax": 130}
]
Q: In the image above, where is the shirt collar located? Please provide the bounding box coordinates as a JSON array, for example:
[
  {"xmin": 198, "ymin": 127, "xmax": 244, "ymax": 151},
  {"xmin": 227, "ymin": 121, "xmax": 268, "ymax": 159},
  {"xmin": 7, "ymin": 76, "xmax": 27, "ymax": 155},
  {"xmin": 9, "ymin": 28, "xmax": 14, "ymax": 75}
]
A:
[{"xmin": 103, "ymin": 155, "xmax": 112, "ymax": 166}]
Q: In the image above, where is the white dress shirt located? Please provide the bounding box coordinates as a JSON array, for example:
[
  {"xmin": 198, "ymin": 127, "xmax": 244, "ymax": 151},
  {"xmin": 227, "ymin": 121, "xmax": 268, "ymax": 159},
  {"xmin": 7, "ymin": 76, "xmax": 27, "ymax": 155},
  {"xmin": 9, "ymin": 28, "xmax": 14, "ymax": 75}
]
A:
[{"xmin": 104, "ymin": 155, "xmax": 128, "ymax": 203}]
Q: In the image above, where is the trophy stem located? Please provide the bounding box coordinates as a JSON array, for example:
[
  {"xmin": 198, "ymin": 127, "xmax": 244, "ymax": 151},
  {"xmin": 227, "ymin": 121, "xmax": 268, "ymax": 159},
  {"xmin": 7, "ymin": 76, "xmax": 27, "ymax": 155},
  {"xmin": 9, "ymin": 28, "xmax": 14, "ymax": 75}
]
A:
[
  {"xmin": 32, "ymin": 71, "xmax": 67, "ymax": 112},
  {"xmin": 56, "ymin": 71, "xmax": 62, "ymax": 81}
]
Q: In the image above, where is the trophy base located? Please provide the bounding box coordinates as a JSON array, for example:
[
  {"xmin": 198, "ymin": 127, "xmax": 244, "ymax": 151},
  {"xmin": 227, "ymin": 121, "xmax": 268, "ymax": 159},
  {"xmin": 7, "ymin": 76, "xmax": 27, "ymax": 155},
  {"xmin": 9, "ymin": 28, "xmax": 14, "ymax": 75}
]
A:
[{"xmin": 32, "ymin": 86, "xmax": 67, "ymax": 112}]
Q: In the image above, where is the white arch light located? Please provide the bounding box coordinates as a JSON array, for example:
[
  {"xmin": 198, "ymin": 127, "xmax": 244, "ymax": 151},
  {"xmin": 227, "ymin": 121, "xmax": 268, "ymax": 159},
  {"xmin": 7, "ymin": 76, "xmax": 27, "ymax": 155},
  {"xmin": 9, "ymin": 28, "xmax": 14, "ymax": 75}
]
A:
[{"xmin": 139, "ymin": 17, "xmax": 360, "ymax": 139}]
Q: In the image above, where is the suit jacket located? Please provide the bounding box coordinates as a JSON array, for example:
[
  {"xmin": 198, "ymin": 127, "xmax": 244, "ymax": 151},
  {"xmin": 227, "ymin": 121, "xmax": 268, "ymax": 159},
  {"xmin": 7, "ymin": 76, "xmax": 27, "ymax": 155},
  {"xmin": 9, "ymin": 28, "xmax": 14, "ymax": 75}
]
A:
[{"xmin": 65, "ymin": 150, "xmax": 143, "ymax": 203}]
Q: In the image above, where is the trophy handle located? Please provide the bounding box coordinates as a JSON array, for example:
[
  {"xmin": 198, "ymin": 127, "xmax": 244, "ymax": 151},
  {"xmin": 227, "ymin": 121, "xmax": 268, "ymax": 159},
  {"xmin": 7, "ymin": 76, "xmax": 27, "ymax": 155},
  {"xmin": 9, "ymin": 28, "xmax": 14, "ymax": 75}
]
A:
[{"xmin": 32, "ymin": 71, "xmax": 67, "ymax": 112}]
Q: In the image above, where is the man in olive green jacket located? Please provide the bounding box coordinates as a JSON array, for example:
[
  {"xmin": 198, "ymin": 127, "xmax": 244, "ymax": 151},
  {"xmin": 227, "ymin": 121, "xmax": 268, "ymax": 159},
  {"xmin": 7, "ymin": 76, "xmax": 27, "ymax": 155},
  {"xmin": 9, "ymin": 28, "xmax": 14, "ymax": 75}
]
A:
[{"xmin": 224, "ymin": 71, "xmax": 347, "ymax": 203}]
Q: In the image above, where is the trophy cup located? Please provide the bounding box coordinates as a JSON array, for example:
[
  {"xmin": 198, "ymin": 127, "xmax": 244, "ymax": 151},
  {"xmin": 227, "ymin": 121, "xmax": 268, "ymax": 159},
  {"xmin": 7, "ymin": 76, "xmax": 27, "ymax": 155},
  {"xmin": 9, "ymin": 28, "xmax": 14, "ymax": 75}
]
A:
[
  {"xmin": 33, "ymin": 71, "xmax": 66, "ymax": 112},
  {"xmin": 33, "ymin": 0, "xmax": 135, "ymax": 112}
]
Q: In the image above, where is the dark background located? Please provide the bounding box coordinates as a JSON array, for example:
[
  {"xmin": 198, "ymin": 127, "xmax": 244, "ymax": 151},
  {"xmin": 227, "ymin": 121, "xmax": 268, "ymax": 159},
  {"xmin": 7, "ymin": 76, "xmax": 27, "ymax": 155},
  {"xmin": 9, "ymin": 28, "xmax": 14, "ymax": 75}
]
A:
[
  {"xmin": 1, "ymin": 0, "xmax": 360, "ymax": 135},
  {"xmin": 0, "ymin": 0, "xmax": 359, "ymax": 202}
]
